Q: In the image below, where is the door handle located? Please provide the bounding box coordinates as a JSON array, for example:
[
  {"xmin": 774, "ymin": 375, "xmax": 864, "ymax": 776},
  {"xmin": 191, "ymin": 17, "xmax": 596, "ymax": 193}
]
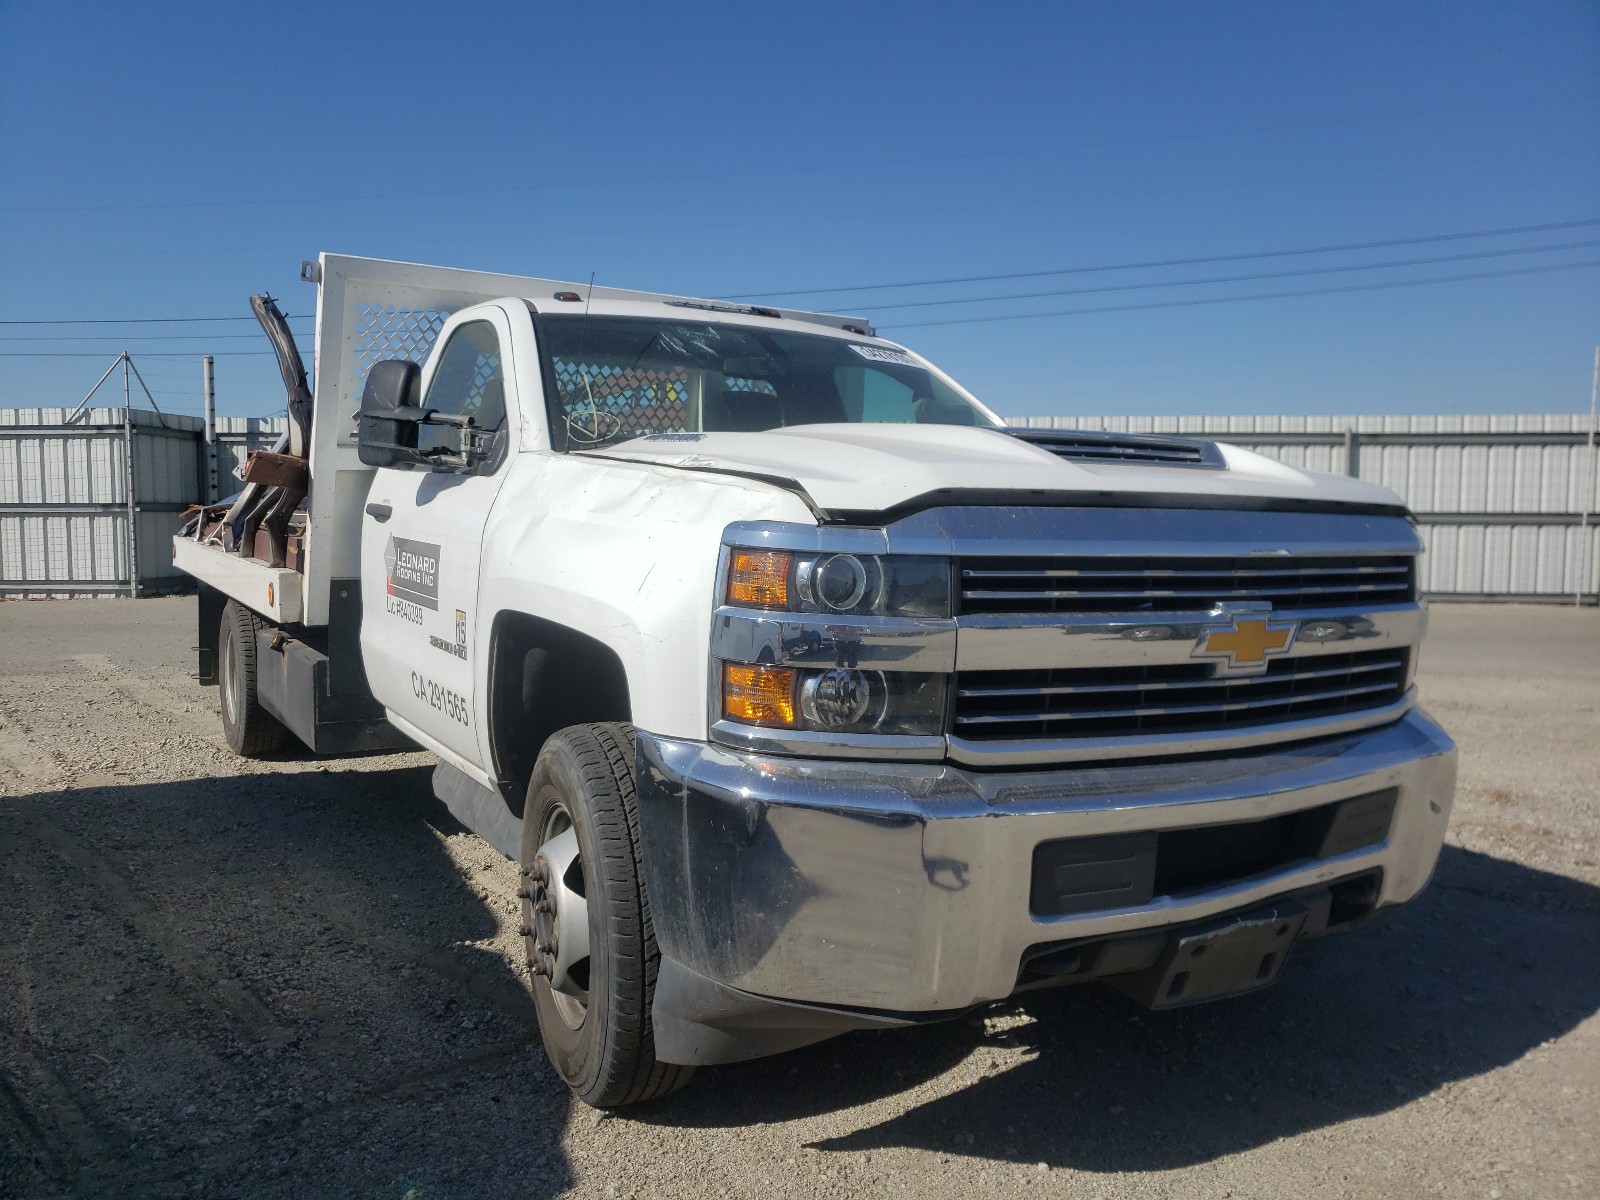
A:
[{"xmin": 365, "ymin": 502, "xmax": 393, "ymax": 523}]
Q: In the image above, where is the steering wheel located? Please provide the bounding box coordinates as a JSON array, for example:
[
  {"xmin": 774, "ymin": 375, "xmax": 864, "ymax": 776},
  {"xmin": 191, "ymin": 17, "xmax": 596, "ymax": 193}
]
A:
[{"xmin": 564, "ymin": 407, "xmax": 625, "ymax": 445}]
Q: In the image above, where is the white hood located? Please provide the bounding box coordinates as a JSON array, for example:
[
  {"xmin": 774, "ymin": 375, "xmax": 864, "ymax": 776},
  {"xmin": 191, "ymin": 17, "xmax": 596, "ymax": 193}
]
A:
[{"xmin": 582, "ymin": 424, "xmax": 1406, "ymax": 514}]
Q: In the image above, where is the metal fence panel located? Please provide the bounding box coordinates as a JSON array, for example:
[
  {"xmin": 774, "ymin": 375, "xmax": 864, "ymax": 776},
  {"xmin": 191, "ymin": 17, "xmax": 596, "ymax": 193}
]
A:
[
  {"xmin": 135, "ymin": 426, "xmax": 201, "ymax": 507},
  {"xmin": 0, "ymin": 408, "xmax": 284, "ymax": 597},
  {"xmin": 4, "ymin": 406, "xmax": 1595, "ymax": 602},
  {"xmin": 1009, "ymin": 413, "xmax": 1599, "ymax": 603},
  {"xmin": 0, "ymin": 510, "xmax": 128, "ymax": 593},
  {"xmin": 215, "ymin": 415, "xmax": 289, "ymax": 484}
]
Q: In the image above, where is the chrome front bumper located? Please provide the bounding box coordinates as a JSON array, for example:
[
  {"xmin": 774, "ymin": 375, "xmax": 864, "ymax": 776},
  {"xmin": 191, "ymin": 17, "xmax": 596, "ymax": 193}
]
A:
[{"xmin": 635, "ymin": 710, "xmax": 1456, "ymax": 1015}]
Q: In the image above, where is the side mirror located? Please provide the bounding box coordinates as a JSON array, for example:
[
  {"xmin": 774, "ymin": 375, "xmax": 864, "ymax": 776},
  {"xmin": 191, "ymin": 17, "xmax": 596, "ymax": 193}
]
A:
[
  {"xmin": 357, "ymin": 358, "xmax": 491, "ymax": 472},
  {"xmin": 357, "ymin": 360, "xmax": 427, "ymax": 468}
]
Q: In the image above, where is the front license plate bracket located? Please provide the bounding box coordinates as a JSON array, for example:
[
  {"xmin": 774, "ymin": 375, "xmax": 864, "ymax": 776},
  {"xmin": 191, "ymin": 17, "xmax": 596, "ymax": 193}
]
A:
[{"xmin": 1111, "ymin": 898, "xmax": 1314, "ymax": 1009}]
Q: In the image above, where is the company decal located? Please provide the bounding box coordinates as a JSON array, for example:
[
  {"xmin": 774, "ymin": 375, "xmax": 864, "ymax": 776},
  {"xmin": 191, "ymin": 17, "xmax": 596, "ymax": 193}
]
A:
[
  {"xmin": 385, "ymin": 595, "xmax": 424, "ymax": 624},
  {"xmin": 430, "ymin": 609, "xmax": 468, "ymax": 660},
  {"xmin": 411, "ymin": 671, "xmax": 470, "ymax": 727},
  {"xmin": 644, "ymin": 432, "xmax": 706, "ymax": 442},
  {"xmin": 849, "ymin": 344, "xmax": 918, "ymax": 367},
  {"xmin": 385, "ymin": 536, "xmax": 440, "ymax": 610}
]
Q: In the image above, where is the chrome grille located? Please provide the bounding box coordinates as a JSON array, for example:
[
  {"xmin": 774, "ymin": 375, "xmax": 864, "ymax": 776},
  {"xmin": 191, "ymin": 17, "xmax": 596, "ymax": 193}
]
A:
[
  {"xmin": 958, "ymin": 555, "xmax": 1416, "ymax": 615},
  {"xmin": 954, "ymin": 648, "xmax": 1410, "ymax": 741}
]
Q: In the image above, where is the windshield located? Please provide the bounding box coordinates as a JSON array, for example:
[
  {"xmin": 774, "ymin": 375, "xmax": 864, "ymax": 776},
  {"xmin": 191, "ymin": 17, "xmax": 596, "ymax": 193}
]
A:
[{"xmin": 536, "ymin": 314, "xmax": 1001, "ymax": 447}]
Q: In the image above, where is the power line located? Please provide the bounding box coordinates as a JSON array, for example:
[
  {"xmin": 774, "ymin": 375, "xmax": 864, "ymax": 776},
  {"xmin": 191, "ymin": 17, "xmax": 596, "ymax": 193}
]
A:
[
  {"xmin": 720, "ymin": 218, "xmax": 1600, "ymax": 300},
  {"xmin": 3, "ymin": 262, "xmax": 1590, "ymax": 351},
  {"xmin": 0, "ymin": 332, "xmax": 308, "ymax": 342},
  {"xmin": 19, "ymin": 241, "xmax": 1580, "ymax": 336},
  {"xmin": 0, "ymin": 350, "xmax": 278, "ymax": 358},
  {"xmin": 865, "ymin": 238, "xmax": 1600, "ymax": 312},
  {"xmin": 880, "ymin": 259, "xmax": 1600, "ymax": 329},
  {"xmin": 2, "ymin": 219, "xmax": 1594, "ymax": 337},
  {"xmin": 0, "ymin": 315, "xmax": 309, "ymax": 326}
]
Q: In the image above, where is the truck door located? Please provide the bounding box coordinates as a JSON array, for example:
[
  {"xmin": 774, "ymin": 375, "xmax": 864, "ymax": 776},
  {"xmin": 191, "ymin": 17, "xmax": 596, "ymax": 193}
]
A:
[{"xmin": 359, "ymin": 308, "xmax": 517, "ymax": 769}]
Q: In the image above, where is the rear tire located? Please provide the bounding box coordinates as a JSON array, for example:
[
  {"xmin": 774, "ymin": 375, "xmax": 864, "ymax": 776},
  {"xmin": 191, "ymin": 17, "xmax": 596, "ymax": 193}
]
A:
[
  {"xmin": 218, "ymin": 600, "xmax": 287, "ymax": 758},
  {"xmin": 520, "ymin": 722, "xmax": 693, "ymax": 1108}
]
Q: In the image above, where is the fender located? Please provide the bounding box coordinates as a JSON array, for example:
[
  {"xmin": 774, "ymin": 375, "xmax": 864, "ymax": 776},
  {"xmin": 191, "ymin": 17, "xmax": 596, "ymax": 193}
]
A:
[{"xmin": 474, "ymin": 451, "xmax": 816, "ymax": 751}]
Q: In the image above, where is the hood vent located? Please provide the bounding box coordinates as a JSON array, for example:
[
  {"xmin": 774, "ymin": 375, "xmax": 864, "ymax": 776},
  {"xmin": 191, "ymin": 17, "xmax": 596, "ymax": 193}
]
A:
[{"xmin": 1008, "ymin": 427, "xmax": 1225, "ymax": 469}]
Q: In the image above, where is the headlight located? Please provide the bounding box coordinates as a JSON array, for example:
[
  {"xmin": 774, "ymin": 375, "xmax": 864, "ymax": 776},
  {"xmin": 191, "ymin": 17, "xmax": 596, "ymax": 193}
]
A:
[
  {"xmin": 725, "ymin": 548, "xmax": 950, "ymax": 618},
  {"xmin": 720, "ymin": 663, "xmax": 946, "ymax": 736}
]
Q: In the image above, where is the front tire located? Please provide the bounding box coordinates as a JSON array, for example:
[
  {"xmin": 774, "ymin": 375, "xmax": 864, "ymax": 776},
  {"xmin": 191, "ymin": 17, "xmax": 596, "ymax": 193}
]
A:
[
  {"xmin": 218, "ymin": 600, "xmax": 287, "ymax": 758},
  {"xmin": 520, "ymin": 722, "xmax": 692, "ymax": 1108}
]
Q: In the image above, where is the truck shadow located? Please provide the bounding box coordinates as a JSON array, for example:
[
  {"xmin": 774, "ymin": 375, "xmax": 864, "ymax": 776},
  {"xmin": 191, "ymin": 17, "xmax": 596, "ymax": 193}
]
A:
[
  {"xmin": 12, "ymin": 760, "xmax": 1596, "ymax": 1192},
  {"xmin": 0, "ymin": 765, "xmax": 573, "ymax": 1200},
  {"xmin": 658, "ymin": 845, "xmax": 1600, "ymax": 1171}
]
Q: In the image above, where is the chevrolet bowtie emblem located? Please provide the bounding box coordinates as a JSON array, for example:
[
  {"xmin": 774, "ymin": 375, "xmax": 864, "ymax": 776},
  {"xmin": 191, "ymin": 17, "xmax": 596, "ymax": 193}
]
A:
[{"xmin": 1193, "ymin": 614, "xmax": 1298, "ymax": 675}]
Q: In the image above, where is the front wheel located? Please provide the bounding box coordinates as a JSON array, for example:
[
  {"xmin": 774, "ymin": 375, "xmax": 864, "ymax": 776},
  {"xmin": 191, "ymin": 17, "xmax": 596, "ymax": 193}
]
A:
[{"xmin": 520, "ymin": 722, "xmax": 692, "ymax": 1108}]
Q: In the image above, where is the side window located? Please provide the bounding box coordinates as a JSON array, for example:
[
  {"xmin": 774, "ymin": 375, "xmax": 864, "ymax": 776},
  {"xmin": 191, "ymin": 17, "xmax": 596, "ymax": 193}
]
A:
[
  {"xmin": 834, "ymin": 366, "xmax": 916, "ymax": 423},
  {"xmin": 420, "ymin": 320, "xmax": 505, "ymax": 455},
  {"xmin": 834, "ymin": 366, "xmax": 980, "ymax": 426}
]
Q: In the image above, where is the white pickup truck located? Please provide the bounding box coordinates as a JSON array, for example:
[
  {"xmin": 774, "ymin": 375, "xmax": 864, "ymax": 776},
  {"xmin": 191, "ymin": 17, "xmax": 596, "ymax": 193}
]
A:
[{"xmin": 175, "ymin": 253, "xmax": 1457, "ymax": 1108}]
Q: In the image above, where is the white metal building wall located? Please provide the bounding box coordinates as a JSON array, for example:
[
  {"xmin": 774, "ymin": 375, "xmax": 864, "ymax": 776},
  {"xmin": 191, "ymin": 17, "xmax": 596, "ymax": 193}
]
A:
[
  {"xmin": 0, "ymin": 408, "xmax": 285, "ymax": 597},
  {"xmin": 215, "ymin": 415, "xmax": 289, "ymax": 483},
  {"xmin": 1009, "ymin": 413, "xmax": 1600, "ymax": 603},
  {"xmin": 4, "ymin": 407, "xmax": 1595, "ymax": 602}
]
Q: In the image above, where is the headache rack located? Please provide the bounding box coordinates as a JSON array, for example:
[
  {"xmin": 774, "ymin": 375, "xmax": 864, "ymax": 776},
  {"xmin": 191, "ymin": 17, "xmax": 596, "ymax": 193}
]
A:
[{"xmin": 173, "ymin": 253, "xmax": 869, "ymax": 628}]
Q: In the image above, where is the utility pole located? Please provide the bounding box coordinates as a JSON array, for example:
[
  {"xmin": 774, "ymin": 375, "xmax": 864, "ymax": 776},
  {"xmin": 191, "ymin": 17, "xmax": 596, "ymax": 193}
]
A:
[
  {"xmin": 123, "ymin": 354, "xmax": 139, "ymax": 598},
  {"xmin": 203, "ymin": 354, "xmax": 219, "ymax": 502},
  {"xmin": 1580, "ymin": 345, "xmax": 1599, "ymax": 608},
  {"xmin": 65, "ymin": 351, "xmax": 170, "ymax": 427},
  {"xmin": 64, "ymin": 351, "xmax": 172, "ymax": 598}
]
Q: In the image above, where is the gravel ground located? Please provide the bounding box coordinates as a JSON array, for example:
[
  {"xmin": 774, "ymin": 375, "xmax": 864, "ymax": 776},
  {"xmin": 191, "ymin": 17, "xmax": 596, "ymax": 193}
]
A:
[{"xmin": 0, "ymin": 597, "xmax": 1595, "ymax": 1200}]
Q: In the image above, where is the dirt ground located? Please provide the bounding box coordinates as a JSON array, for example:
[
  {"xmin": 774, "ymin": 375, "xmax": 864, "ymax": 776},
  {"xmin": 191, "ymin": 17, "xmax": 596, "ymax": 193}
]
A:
[{"xmin": 0, "ymin": 597, "xmax": 1596, "ymax": 1200}]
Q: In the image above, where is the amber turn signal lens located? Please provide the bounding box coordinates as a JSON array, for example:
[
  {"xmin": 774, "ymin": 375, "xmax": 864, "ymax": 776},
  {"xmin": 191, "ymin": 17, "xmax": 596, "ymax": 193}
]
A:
[
  {"xmin": 727, "ymin": 549, "xmax": 791, "ymax": 608},
  {"xmin": 721, "ymin": 663, "xmax": 797, "ymax": 726}
]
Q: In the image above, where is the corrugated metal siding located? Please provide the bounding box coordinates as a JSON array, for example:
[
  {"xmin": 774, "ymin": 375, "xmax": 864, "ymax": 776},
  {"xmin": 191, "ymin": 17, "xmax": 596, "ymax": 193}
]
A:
[
  {"xmin": 0, "ymin": 423, "xmax": 125, "ymax": 505},
  {"xmin": 1009, "ymin": 412, "xmax": 1600, "ymax": 602},
  {"xmin": 0, "ymin": 408, "xmax": 285, "ymax": 597},
  {"xmin": 216, "ymin": 416, "xmax": 289, "ymax": 485},
  {"xmin": 135, "ymin": 429, "xmax": 200, "ymax": 507},
  {"xmin": 0, "ymin": 511, "xmax": 128, "ymax": 590},
  {"xmin": 4, "ymin": 407, "xmax": 1594, "ymax": 601},
  {"xmin": 1417, "ymin": 523, "xmax": 1599, "ymax": 598}
]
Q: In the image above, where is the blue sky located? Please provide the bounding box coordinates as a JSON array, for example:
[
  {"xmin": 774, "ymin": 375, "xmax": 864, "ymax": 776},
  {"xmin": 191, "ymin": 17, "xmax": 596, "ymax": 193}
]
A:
[{"xmin": 1, "ymin": 1, "xmax": 1596, "ymax": 420}]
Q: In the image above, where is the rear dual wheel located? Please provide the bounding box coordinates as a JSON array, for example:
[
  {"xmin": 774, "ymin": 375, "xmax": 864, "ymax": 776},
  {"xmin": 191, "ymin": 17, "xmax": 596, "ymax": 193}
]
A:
[
  {"xmin": 520, "ymin": 722, "xmax": 692, "ymax": 1108},
  {"xmin": 218, "ymin": 600, "xmax": 287, "ymax": 758}
]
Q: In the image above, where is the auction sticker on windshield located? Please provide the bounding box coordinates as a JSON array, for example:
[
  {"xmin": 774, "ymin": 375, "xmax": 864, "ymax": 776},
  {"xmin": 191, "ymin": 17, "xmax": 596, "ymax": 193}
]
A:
[{"xmin": 849, "ymin": 344, "xmax": 919, "ymax": 367}]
